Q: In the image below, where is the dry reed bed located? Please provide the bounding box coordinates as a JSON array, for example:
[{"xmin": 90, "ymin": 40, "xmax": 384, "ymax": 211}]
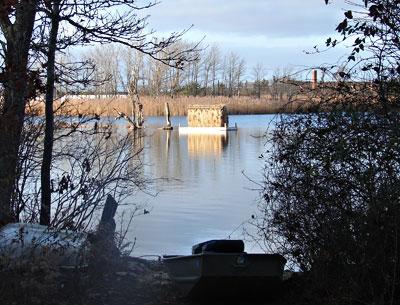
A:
[{"xmin": 45, "ymin": 96, "xmax": 307, "ymax": 117}]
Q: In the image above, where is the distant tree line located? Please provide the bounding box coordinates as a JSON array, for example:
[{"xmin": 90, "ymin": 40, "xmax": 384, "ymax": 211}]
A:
[{"xmin": 71, "ymin": 43, "xmax": 298, "ymax": 100}]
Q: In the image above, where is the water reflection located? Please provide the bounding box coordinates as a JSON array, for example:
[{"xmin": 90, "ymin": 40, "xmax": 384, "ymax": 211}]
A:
[
  {"xmin": 128, "ymin": 115, "xmax": 275, "ymax": 256},
  {"xmin": 186, "ymin": 133, "xmax": 229, "ymax": 158},
  {"xmin": 128, "ymin": 129, "xmax": 145, "ymax": 178},
  {"xmin": 131, "ymin": 128, "xmax": 145, "ymax": 152},
  {"xmin": 145, "ymin": 129, "xmax": 184, "ymax": 180}
]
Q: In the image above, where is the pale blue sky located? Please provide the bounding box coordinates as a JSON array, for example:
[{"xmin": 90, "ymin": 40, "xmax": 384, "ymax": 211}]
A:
[{"xmin": 143, "ymin": 0, "xmax": 350, "ymax": 77}]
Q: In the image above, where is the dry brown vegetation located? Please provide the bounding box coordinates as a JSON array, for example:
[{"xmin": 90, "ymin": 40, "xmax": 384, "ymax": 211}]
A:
[{"xmin": 32, "ymin": 95, "xmax": 310, "ymax": 117}]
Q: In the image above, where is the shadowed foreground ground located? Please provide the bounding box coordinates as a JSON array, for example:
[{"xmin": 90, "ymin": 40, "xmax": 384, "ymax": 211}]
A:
[
  {"xmin": 64, "ymin": 258, "xmax": 293, "ymax": 305},
  {"xmin": 59, "ymin": 256, "xmax": 297, "ymax": 305}
]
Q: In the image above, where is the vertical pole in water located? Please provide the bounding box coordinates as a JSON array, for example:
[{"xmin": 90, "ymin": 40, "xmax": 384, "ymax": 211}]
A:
[
  {"xmin": 312, "ymin": 70, "xmax": 318, "ymax": 90},
  {"xmin": 163, "ymin": 102, "xmax": 173, "ymax": 130}
]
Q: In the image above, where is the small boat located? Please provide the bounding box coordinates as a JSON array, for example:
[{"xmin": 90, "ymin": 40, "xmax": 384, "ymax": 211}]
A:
[
  {"xmin": 0, "ymin": 223, "xmax": 89, "ymax": 268},
  {"xmin": 162, "ymin": 240, "xmax": 286, "ymax": 299}
]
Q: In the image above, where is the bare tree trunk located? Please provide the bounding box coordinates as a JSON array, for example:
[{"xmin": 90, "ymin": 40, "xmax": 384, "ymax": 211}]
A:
[
  {"xmin": 89, "ymin": 195, "xmax": 119, "ymax": 269},
  {"xmin": 98, "ymin": 194, "xmax": 118, "ymax": 241},
  {"xmin": 0, "ymin": 1, "xmax": 37, "ymax": 226},
  {"xmin": 0, "ymin": 70, "xmax": 27, "ymax": 225},
  {"xmin": 128, "ymin": 76, "xmax": 144, "ymax": 128},
  {"xmin": 40, "ymin": 1, "xmax": 60, "ymax": 226}
]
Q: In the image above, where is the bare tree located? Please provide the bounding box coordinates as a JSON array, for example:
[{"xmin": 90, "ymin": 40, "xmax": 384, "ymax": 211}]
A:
[
  {"xmin": 209, "ymin": 45, "xmax": 221, "ymax": 96},
  {"xmin": 40, "ymin": 0, "xmax": 61, "ymax": 225},
  {"xmin": 201, "ymin": 45, "xmax": 221, "ymax": 96},
  {"xmin": 148, "ymin": 55, "xmax": 168, "ymax": 96},
  {"xmin": 235, "ymin": 57, "xmax": 246, "ymax": 96},
  {"xmin": 223, "ymin": 52, "xmax": 245, "ymax": 97},
  {"xmin": 164, "ymin": 42, "xmax": 187, "ymax": 97},
  {"xmin": 120, "ymin": 47, "xmax": 144, "ymax": 95},
  {"xmin": 252, "ymin": 63, "xmax": 265, "ymax": 98},
  {"xmin": 0, "ymin": 0, "xmax": 39, "ymax": 226},
  {"xmin": 36, "ymin": 0, "xmax": 199, "ymax": 226},
  {"xmin": 169, "ymin": 66, "xmax": 181, "ymax": 98}
]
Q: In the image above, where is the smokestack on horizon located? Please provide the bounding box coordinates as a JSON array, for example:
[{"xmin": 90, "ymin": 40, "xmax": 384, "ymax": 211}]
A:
[{"xmin": 312, "ymin": 70, "xmax": 318, "ymax": 90}]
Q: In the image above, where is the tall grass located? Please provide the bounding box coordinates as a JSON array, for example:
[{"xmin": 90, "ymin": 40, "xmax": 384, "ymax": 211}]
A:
[{"xmin": 46, "ymin": 95, "xmax": 308, "ymax": 117}]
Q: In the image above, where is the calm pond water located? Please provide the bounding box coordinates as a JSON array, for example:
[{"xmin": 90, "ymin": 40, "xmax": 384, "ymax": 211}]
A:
[{"xmin": 124, "ymin": 114, "xmax": 276, "ymax": 256}]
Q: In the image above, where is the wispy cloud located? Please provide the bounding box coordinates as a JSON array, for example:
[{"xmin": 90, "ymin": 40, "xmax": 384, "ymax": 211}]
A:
[
  {"xmin": 147, "ymin": 0, "xmax": 346, "ymax": 36},
  {"xmin": 143, "ymin": 0, "xmax": 349, "ymax": 70}
]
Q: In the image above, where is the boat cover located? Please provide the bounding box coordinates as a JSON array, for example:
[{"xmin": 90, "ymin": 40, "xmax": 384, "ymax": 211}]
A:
[{"xmin": 192, "ymin": 239, "xmax": 244, "ymax": 254}]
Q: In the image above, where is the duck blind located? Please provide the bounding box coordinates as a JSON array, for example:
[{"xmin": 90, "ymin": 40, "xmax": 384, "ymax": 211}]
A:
[{"xmin": 187, "ymin": 105, "xmax": 228, "ymax": 128}]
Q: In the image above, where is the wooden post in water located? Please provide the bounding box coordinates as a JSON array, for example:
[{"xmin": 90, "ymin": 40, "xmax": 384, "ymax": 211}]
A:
[
  {"xmin": 163, "ymin": 102, "xmax": 173, "ymax": 130},
  {"xmin": 312, "ymin": 70, "xmax": 318, "ymax": 90}
]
